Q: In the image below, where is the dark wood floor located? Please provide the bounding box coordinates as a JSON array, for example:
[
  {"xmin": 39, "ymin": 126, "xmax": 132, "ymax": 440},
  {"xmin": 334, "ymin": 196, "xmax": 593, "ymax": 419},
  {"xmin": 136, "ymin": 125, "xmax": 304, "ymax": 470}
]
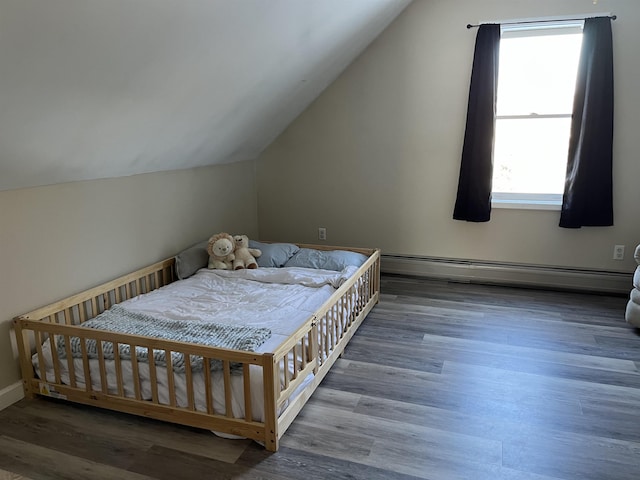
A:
[{"xmin": 1, "ymin": 275, "xmax": 639, "ymax": 480}]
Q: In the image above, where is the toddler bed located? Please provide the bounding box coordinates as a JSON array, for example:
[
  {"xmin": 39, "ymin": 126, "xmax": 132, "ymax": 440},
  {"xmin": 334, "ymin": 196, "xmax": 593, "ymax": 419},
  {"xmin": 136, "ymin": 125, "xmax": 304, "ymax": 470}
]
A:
[{"xmin": 13, "ymin": 241, "xmax": 380, "ymax": 451}]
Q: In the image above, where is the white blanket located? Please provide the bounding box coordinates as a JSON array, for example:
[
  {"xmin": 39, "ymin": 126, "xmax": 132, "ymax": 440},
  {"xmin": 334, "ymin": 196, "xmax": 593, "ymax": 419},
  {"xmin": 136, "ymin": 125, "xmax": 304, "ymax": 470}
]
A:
[{"xmin": 121, "ymin": 266, "xmax": 358, "ymax": 352}]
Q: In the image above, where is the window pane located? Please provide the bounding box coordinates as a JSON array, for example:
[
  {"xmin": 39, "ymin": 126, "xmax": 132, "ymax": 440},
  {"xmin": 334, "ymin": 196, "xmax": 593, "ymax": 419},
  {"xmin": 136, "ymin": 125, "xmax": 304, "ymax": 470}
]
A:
[
  {"xmin": 496, "ymin": 34, "xmax": 582, "ymax": 116},
  {"xmin": 492, "ymin": 118, "xmax": 571, "ymax": 194}
]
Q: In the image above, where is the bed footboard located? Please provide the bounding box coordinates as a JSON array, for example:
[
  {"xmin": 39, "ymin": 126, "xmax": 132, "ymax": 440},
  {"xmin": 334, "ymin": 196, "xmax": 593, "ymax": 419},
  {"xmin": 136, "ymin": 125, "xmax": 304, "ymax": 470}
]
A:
[{"xmin": 16, "ymin": 319, "xmax": 271, "ymax": 440}]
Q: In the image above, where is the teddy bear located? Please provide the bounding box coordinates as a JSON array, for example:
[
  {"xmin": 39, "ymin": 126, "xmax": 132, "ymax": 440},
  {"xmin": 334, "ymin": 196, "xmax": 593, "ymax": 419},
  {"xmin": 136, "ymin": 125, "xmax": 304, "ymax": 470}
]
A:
[
  {"xmin": 232, "ymin": 235, "xmax": 262, "ymax": 270},
  {"xmin": 206, "ymin": 232, "xmax": 235, "ymax": 270}
]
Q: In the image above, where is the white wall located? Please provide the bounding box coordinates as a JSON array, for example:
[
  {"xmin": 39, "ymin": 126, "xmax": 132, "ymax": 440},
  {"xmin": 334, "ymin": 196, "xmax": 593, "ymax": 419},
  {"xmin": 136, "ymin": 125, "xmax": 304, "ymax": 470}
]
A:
[
  {"xmin": 0, "ymin": 0, "xmax": 410, "ymax": 191},
  {"xmin": 257, "ymin": 0, "xmax": 640, "ymax": 273},
  {"xmin": 0, "ymin": 161, "xmax": 258, "ymax": 390}
]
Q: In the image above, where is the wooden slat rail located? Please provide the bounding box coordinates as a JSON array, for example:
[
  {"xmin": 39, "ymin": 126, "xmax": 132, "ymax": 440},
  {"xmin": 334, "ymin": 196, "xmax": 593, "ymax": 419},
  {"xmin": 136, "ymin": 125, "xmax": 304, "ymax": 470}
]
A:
[
  {"xmin": 242, "ymin": 364, "xmax": 252, "ymax": 422},
  {"xmin": 165, "ymin": 349, "xmax": 176, "ymax": 407},
  {"xmin": 34, "ymin": 332, "xmax": 46, "ymax": 382},
  {"xmin": 12, "ymin": 247, "xmax": 381, "ymax": 452},
  {"xmin": 309, "ymin": 255, "xmax": 379, "ymax": 366},
  {"xmin": 184, "ymin": 355, "xmax": 195, "ymax": 410},
  {"xmin": 130, "ymin": 345, "xmax": 142, "ymax": 400},
  {"xmin": 113, "ymin": 345, "xmax": 124, "ymax": 396},
  {"xmin": 16, "ymin": 258, "xmax": 175, "ymax": 324},
  {"xmin": 273, "ymin": 249, "xmax": 380, "ymax": 444},
  {"xmin": 271, "ymin": 249, "xmax": 379, "ymax": 387},
  {"xmin": 148, "ymin": 350, "xmax": 159, "ymax": 404},
  {"xmin": 63, "ymin": 334, "xmax": 76, "ymax": 388},
  {"xmin": 15, "ymin": 318, "xmax": 269, "ymax": 437},
  {"xmin": 203, "ymin": 358, "xmax": 213, "ymax": 414}
]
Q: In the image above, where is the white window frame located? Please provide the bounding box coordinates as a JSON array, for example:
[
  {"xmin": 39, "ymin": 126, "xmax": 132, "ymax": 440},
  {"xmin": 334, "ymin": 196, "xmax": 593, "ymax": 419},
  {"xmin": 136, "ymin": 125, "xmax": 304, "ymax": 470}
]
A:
[
  {"xmin": 491, "ymin": 20, "xmax": 584, "ymax": 211},
  {"xmin": 492, "ymin": 192, "xmax": 563, "ymax": 210}
]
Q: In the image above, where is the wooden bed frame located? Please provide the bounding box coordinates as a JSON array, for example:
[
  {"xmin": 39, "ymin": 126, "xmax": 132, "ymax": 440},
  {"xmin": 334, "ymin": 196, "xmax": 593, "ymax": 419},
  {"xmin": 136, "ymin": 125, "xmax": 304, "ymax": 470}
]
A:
[{"xmin": 13, "ymin": 244, "xmax": 380, "ymax": 452}]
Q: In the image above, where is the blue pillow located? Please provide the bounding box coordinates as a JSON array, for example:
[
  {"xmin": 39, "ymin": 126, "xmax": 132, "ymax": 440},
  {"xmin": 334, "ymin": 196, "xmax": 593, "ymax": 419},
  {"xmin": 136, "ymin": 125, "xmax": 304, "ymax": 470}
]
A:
[
  {"xmin": 175, "ymin": 241, "xmax": 209, "ymax": 280},
  {"xmin": 249, "ymin": 240, "xmax": 300, "ymax": 268},
  {"xmin": 283, "ymin": 248, "xmax": 368, "ymax": 271}
]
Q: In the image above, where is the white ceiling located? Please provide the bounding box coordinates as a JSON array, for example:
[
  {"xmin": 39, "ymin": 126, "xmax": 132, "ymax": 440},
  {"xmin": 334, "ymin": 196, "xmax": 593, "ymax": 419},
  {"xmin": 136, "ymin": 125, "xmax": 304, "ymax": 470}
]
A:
[{"xmin": 0, "ymin": 0, "xmax": 411, "ymax": 191}]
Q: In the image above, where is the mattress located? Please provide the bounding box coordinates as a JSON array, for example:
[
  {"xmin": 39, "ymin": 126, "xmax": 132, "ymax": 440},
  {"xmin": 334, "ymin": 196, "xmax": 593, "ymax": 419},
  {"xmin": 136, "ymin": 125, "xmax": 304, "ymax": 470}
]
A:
[{"xmin": 33, "ymin": 265, "xmax": 360, "ymax": 422}]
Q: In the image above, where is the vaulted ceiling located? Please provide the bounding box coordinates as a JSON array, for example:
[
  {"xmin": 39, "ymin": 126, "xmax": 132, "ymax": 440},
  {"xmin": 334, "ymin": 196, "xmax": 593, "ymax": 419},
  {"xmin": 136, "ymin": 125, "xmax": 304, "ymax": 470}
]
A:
[{"xmin": 0, "ymin": 0, "xmax": 411, "ymax": 191}]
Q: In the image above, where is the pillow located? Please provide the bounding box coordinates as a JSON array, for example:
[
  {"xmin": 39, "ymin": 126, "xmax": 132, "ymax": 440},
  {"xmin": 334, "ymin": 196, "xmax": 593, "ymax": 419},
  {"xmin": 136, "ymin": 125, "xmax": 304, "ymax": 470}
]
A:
[
  {"xmin": 174, "ymin": 241, "xmax": 209, "ymax": 280},
  {"xmin": 283, "ymin": 248, "xmax": 368, "ymax": 271},
  {"xmin": 249, "ymin": 240, "xmax": 300, "ymax": 268}
]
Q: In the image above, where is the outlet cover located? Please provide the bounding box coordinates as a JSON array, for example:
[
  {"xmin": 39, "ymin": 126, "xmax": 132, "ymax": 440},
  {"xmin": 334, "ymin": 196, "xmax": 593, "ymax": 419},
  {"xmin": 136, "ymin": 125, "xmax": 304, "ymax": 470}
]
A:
[{"xmin": 613, "ymin": 245, "xmax": 625, "ymax": 260}]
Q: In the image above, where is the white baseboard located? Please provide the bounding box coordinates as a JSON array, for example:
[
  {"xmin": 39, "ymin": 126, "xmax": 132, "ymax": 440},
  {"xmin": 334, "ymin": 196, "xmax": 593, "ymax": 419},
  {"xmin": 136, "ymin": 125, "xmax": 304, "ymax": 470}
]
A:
[
  {"xmin": 381, "ymin": 254, "xmax": 630, "ymax": 294},
  {"xmin": 0, "ymin": 381, "xmax": 24, "ymax": 411}
]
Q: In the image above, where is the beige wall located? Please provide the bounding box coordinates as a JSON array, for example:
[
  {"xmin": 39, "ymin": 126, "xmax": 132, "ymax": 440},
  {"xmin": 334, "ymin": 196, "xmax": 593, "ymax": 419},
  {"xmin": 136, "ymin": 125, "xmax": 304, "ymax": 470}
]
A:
[
  {"xmin": 257, "ymin": 0, "xmax": 640, "ymax": 272},
  {"xmin": 0, "ymin": 161, "xmax": 258, "ymax": 389}
]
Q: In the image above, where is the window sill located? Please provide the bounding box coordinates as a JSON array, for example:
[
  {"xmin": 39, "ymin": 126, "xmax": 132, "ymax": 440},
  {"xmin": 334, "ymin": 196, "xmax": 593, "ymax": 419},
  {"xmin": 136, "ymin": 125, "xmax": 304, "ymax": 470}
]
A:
[{"xmin": 492, "ymin": 199, "xmax": 561, "ymax": 211}]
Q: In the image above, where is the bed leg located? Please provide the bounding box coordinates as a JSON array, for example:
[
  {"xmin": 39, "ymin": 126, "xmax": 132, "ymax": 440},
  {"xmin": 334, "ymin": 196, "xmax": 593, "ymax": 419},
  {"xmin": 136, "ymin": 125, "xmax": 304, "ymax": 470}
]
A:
[
  {"xmin": 265, "ymin": 433, "xmax": 279, "ymax": 452},
  {"xmin": 263, "ymin": 354, "xmax": 280, "ymax": 452},
  {"xmin": 13, "ymin": 320, "xmax": 36, "ymax": 400},
  {"xmin": 21, "ymin": 381, "xmax": 35, "ymax": 400}
]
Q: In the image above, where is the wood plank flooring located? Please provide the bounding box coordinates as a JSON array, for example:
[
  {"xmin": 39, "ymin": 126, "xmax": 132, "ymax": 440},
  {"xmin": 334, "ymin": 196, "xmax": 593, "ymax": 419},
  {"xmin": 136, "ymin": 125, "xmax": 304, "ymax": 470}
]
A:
[{"xmin": 1, "ymin": 274, "xmax": 638, "ymax": 479}]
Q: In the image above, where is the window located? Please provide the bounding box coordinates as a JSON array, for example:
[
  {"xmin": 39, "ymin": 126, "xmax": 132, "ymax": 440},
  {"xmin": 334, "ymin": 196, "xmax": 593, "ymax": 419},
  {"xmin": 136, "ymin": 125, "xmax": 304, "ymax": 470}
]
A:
[{"xmin": 492, "ymin": 22, "xmax": 583, "ymax": 210}]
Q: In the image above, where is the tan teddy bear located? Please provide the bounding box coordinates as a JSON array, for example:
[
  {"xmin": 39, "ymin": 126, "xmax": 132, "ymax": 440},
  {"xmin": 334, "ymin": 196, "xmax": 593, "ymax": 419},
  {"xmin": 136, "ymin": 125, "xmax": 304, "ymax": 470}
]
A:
[
  {"xmin": 206, "ymin": 232, "xmax": 235, "ymax": 270},
  {"xmin": 232, "ymin": 235, "xmax": 262, "ymax": 270}
]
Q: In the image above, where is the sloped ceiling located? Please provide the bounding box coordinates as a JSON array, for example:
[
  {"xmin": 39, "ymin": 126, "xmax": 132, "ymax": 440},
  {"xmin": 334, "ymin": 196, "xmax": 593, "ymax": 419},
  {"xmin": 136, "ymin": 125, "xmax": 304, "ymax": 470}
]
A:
[{"xmin": 0, "ymin": 0, "xmax": 411, "ymax": 191}]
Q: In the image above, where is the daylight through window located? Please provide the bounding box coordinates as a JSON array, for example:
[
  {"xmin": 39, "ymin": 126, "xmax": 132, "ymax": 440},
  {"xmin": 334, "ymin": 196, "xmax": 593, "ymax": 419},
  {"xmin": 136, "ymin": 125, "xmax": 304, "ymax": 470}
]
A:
[{"xmin": 492, "ymin": 23, "xmax": 583, "ymax": 208}]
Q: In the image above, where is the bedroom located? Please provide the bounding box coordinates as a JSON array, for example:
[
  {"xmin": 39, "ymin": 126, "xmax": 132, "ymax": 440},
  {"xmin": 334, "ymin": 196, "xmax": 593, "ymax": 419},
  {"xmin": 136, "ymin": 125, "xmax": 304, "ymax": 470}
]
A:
[{"xmin": 1, "ymin": 0, "xmax": 639, "ymax": 478}]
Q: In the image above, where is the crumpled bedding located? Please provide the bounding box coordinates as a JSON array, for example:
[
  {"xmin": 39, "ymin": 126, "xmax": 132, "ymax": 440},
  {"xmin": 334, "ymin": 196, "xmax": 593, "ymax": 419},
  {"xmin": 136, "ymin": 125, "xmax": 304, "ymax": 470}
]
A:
[
  {"xmin": 120, "ymin": 265, "xmax": 359, "ymax": 352},
  {"xmin": 206, "ymin": 265, "xmax": 360, "ymax": 288}
]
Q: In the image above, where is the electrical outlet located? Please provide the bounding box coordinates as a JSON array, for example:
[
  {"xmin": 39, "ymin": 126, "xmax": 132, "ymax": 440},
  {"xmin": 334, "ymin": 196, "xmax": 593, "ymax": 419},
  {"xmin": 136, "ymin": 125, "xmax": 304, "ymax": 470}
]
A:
[
  {"xmin": 613, "ymin": 244, "xmax": 625, "ymax": 260},
  {"xmin": 318, "ymin": 227, "xmax": 326, "ymax": 241}
]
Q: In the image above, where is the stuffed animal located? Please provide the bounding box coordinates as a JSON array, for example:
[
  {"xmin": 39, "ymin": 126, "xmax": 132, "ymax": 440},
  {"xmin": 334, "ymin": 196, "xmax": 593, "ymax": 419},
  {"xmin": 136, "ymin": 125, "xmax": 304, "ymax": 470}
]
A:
[
  {"xmin": 206, "ymin": 232, "xmax": 235, "ymax": 270},
  {"xmin": 232, "ymin": 235, "xmax": 262, "ymax": 270}
]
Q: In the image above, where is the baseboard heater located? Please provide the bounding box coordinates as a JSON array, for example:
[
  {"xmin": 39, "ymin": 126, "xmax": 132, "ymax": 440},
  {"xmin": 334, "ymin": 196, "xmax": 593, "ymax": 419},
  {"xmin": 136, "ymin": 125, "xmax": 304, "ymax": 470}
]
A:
[{"xmin": 381, "ymin": 254, "xmax": 631, "ymax": 295}]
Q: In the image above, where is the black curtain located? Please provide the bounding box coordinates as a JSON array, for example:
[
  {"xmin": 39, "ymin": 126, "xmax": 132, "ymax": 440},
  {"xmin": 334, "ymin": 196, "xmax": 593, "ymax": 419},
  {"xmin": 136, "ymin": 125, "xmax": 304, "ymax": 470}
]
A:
[
  {"xmin": 560, "ymin": 17, "xmax": 614, "ymax": 228},
  {"xmin": 453, "ymin": 24, "xmax": 501, "ymax": 222}
]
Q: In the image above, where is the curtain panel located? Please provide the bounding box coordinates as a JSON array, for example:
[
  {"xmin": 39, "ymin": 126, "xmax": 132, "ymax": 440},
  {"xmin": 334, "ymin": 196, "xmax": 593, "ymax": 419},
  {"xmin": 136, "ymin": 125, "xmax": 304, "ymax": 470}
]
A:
[
  {"xmin": 560, "ymin": 16, "xmax": 614, "ymax": 228},
  {"xmin": 453, "ymin": 24, "xmax": 500, "ymax": 222}
]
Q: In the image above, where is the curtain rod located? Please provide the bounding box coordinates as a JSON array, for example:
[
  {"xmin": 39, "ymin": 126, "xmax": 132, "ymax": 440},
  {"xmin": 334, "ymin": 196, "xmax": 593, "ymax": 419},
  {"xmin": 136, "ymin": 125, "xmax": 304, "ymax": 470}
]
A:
[{"xmin": 466, "ymin": 14, "xmax": 616, "ymax": 29}]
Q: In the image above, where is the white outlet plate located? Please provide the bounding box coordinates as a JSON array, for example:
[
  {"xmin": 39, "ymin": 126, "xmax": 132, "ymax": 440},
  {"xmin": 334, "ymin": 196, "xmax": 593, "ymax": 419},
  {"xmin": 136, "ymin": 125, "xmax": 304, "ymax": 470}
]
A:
[
  {"xmin": 613, "ymin": 244, "xmax": 625, "ymax": 260},
  {"xmin": 318, "ymin": 227, "xmax": 326, "ymax": 241}
]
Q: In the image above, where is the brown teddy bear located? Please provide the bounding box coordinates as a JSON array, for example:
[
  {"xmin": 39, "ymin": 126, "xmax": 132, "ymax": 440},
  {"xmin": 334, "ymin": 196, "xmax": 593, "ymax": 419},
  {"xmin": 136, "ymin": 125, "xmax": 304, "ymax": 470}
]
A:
[
  {"xmin": 232, "ymin": 235, "xmax": 262, "ymax": 269},
  {"xmin": 206, "ymin": 232, "xmax": 235, "ymax": 270}
]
